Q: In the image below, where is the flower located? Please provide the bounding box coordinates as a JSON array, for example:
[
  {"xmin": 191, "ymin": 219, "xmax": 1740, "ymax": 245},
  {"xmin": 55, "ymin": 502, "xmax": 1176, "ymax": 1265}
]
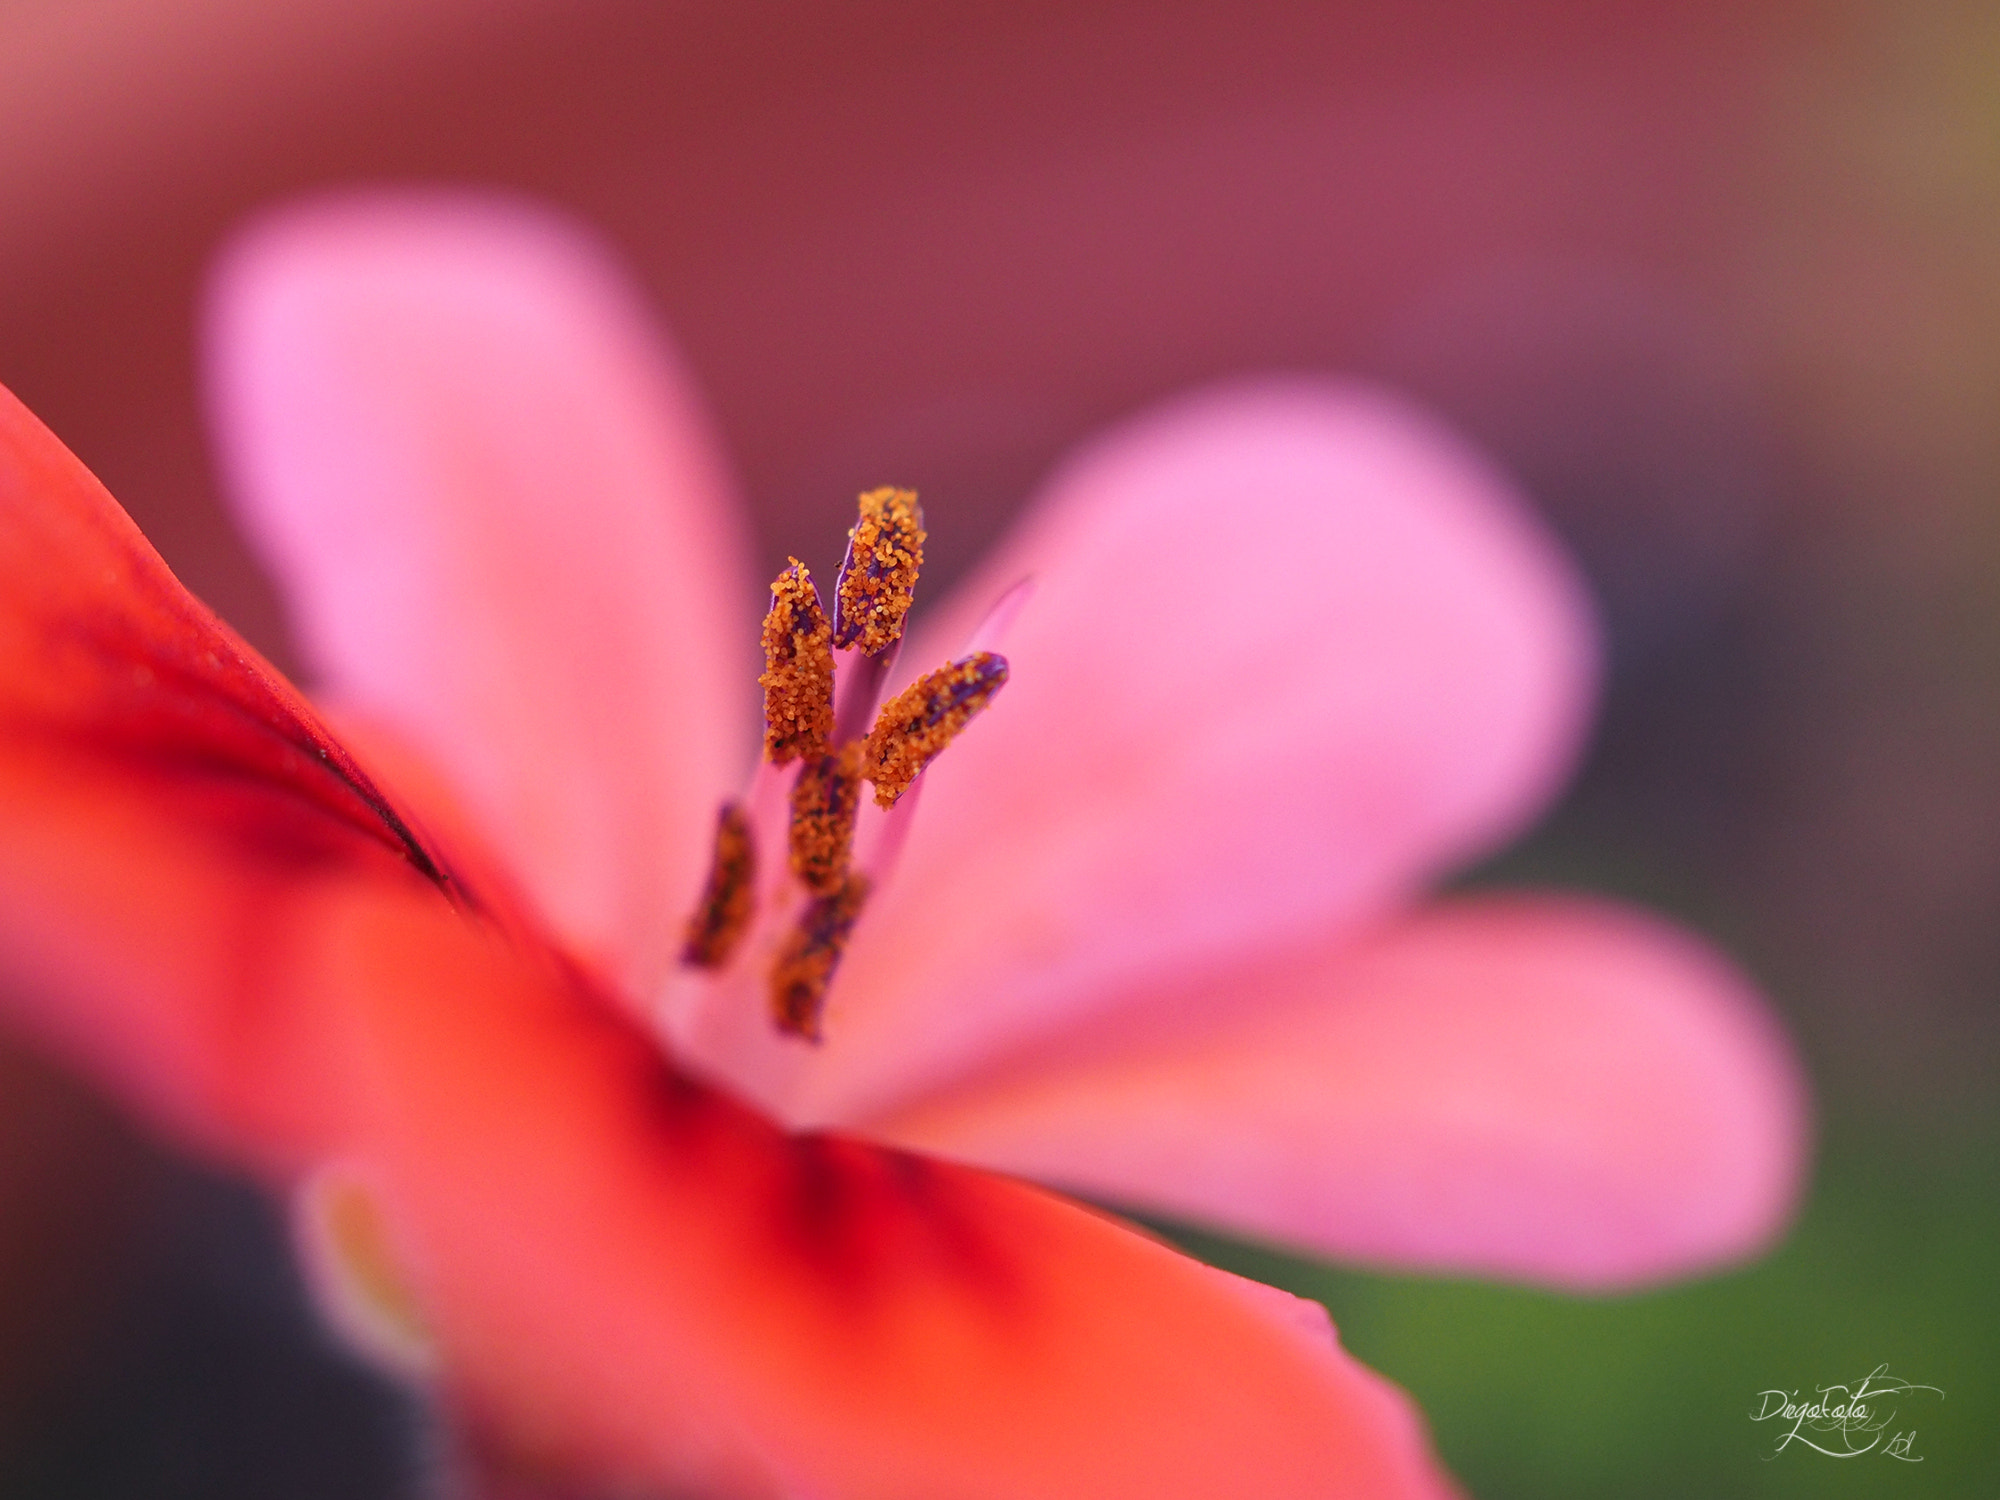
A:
[{"xmin": 0, "ymin": 190, "xmax": 1806, "ymax": 1498}]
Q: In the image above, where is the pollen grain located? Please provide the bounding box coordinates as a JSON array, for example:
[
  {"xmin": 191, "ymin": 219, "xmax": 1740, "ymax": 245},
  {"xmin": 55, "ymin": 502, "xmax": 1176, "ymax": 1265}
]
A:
[
  {"xmin": 760, "ymin": 560, "xmax": 835, "ymax": 763},
  {"xmin": 680, "ymin": 801, "xmax": 757, "ymax": 968},
  {"xmin": 832, "ymin": 487, "xmax": 925, "ymax": 656},
  {"xmin": 788, "ymin": 741, "xmax": 866, "ymax": 896},
  {"xmin": 770, "ymin": 874, "xmax": 871, "ymax": 1041},
  {"xmin": 864, "ymin": 652, "xmax": 1009, "ymax": 807}
]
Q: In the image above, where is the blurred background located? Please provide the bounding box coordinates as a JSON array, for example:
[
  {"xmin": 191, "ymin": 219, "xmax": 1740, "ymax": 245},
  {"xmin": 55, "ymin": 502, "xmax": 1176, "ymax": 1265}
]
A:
[{"xmin": 0, "ymin": 1, "xmax": 1995, "ymax": 1494}]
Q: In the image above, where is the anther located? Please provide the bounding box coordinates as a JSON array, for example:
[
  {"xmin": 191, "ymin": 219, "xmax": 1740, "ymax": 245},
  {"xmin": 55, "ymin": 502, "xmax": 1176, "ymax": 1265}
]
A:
[
  {"xmin": 863, "ymin": 651, "xmax": 1009, "ymax": 807},
  {"xmin": 787, "ymin": 741, "xmax": 866, "ymax": 895},
  {"xmin": 680, "ymin": 802, "xmax": 756, "ymax": 968},
  {"xmin": 759, "ymin": 560, "xmax": 834, "ymax": 763},
  {"xmin": 831, "ymin": 487, "xmax": 925, "ymax": 656},
  {"xmin": 770, "ymin": 874, "xmax": 871, "ymax": 1041}
]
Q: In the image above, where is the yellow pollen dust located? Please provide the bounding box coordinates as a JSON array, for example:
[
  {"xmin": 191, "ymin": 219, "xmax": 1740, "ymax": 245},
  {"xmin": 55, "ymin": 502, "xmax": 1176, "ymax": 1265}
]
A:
[
  {"xmin": 770, "ymin": 874, "xmax": 871, "ymax": 1042},
  {"xmin": 833, "ymin": 487, "xmax": 925, "ymax": 655},
  {"xmin": 864, "ymin": 651, "xmax": 1010, "ymax": 807},
  {"xmin": 681, "ymin": 802, "xmax": 756, "ymax": 968},
  {"xmin": 759, "ymin": 560, "xmax": 834, "ymax": 763},
  {"xmin": 787, "ymin": 741, "xmax": 866, "ymax": 896}
]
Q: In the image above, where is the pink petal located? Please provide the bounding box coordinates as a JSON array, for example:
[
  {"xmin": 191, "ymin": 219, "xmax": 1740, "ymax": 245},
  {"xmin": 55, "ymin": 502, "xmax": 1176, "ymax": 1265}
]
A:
[
  {"xmin": 708, "ymin": 380, "xmax": 1597, "ymax": 1122},
  {"xmin": 204, "ymin": 192, "xmax": 755, "ymax": 1004},
  {"xmin": 874, "ymin": 894, "xmax": 1809, "ymax": 1291}
]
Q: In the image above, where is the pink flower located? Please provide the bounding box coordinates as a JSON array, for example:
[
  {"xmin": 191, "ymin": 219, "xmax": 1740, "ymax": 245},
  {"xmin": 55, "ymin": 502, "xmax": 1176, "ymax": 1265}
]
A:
[{"xmin": 0, "ymin": 189, "xmax": 1806, "ymax": 1498}]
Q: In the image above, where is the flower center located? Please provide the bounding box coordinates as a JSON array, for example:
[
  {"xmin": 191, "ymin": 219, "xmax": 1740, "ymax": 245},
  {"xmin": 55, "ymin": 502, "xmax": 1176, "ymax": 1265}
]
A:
[{"xmin": 678, "ymin": 488, "xmax": 1010, "ymax": 1041}]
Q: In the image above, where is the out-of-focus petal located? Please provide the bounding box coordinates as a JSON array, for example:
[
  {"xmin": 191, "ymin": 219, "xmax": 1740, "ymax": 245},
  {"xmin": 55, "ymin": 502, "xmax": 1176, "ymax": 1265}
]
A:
[
  {"xmin": 705, "ymin": 380, "xmax": 1596, "ymax": 1123},
  {"xmin": 0, "ymin": 381, "xmax": 452, "ymax": 1165},
  {"xmin": 876, "ymin": 894, "xmax": 1809, "ymax": 1291},
  {"xmin": 315, "ymin": 885, "xmax": 1461, "ymax": 1500},
  {"xmin": 205, "ymin": 193, "xmax": 757, "ymax": 1006}
]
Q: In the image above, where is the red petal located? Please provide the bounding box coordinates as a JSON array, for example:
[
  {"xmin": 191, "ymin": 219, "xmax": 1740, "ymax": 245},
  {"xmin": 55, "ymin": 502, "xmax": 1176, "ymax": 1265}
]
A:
[
  {"xmin": 314, "ymin": 885, "xmax": 1460, "ymax": 1500},
  {"xmin": 0, "ymin": 381, "xmax": 457, "ymax": 1163}
]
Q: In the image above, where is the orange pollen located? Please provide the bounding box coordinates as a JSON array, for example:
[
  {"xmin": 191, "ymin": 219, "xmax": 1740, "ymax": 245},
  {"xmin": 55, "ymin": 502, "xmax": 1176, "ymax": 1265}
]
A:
[
  {"xmin": 680, "ymin": 801, "xmax": 756, "ymax": 968},
  {"xmin": 678, "ymin": 494, "xmax": 1012, "ymax": 1044},
  {"xmin": 759, "ymin": 559, "xmax": 834, "ymax": 763},
  {"xmin": 832, "ymin": 487, "xmax": 925, "ymax": 655},
  {"xmin": 788, "ymin": 741, "xmax": 866, "ymax": 896},
  {"xmin": 769, "ymin": 874, "xmax": 871, "ymax": 1041},
  {"xmin": 864, "ymin": 651, "xmax": 1010, "ymax": 807}
]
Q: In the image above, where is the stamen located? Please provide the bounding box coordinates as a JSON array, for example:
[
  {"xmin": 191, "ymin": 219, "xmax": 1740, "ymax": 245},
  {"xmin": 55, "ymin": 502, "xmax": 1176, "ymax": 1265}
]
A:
[
  {"xmin": 770, "ymin": 874, "xmax": 871, "ymax": 1041},
  {"xmin": 787, "ymin": 741, "xmax": 866, "ymax": 895},
  {"xmin": 830, "ymin": 637, "xmax": 901, "ymax": 746},
  {"xmin": 831, "ymin": 487, "xmax": 925, "ymax": 656},
  {"xmin": 864, "ymin": 652, "xmax": 1009, "ymax": 807},
  {"xmin": 759, "ymin": 560, "xmax": 834, "ymax": 763},
  {"xmin": 680, "ymin": 801, "xmax": 757, "ymax": 968},
  {"xmin": 678, "ymin": 499, "xmax": 1023, "ymax": 1050}
]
